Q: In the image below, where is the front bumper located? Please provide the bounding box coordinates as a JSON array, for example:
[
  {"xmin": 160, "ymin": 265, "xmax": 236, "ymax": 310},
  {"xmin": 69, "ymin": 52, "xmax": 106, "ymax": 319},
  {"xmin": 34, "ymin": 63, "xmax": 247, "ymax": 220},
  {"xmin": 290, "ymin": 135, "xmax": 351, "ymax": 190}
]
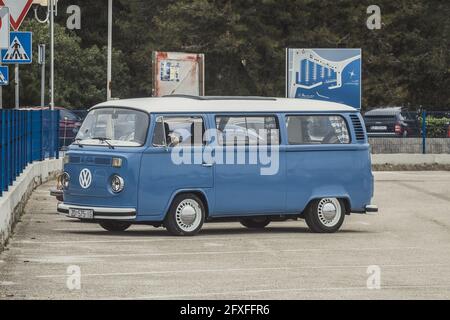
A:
[{"xmin": 57, "ymin": 203, "xmax": 136, "ymax": 220}]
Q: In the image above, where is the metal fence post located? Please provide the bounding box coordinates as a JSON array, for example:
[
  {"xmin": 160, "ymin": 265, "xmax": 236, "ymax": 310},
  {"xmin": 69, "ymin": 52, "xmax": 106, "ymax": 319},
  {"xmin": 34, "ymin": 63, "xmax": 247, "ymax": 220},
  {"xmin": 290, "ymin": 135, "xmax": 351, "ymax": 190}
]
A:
[
  {"xmin": 7, "ymin": 110, "xmax": 11, "ymax": 187},
  {"xmin": 0, "ymin": 110, "xmax": 4, "ymax": 196},
  {"xmin": 40, "ymin": 110, "xmax": 44, "ymax": 161},
  {"xmin": 5, "ymin": 110, "xmax": 11, "ymax": 191},
  {"xmin": 27, "ymin": 111, "xmax": 32, "ymax": 165},
  {"xmin": 19, "ymin": 111, "xmax": 23, "ymax": 174},
  {"xmin": 55, "ymin": 110, "xmax": 60, "ymax": 159},
  {"xmin": 422, "ymin": 111, "xmax": 427, "ymax": 155}
]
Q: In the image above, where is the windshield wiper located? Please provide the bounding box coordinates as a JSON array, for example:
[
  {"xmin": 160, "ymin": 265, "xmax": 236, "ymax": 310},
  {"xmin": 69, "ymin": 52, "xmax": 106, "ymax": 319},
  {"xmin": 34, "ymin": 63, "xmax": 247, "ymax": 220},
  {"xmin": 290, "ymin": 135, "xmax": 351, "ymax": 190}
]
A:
[
  {"xmin": 92, "ymin": 137, "xmax": 115, "ymax": 149},
  {"xmin": 73, "ymin": 138, "xmax": 84, "ymax": 148}
]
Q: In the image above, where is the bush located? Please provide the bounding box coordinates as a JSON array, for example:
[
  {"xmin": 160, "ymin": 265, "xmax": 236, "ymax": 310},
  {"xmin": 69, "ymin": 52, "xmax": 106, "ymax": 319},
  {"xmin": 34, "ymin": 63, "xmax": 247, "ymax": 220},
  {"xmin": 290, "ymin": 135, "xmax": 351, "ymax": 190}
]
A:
[{"xmin": 425, "ymin": 117, "xmax": 450, "ymax": 138}]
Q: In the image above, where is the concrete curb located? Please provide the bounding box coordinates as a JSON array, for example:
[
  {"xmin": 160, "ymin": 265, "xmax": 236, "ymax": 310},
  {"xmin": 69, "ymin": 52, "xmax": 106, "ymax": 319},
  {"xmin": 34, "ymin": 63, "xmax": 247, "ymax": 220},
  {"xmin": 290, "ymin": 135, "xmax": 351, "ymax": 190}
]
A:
[
  {"xmin": 372, "ymin": 154, "xmax": 450, "ymax": 171},
  {"xmin": 0, "ymin": 159, "xmax": 62, "ymax": 251}
]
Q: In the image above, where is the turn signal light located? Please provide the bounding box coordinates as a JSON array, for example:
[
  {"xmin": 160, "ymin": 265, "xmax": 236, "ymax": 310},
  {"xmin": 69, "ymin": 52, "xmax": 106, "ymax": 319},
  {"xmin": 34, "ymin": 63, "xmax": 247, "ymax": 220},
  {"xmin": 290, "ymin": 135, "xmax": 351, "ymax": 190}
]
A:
[{"xmin": 112, "ymin": 158, "xmax": 122, "ymax": 168}]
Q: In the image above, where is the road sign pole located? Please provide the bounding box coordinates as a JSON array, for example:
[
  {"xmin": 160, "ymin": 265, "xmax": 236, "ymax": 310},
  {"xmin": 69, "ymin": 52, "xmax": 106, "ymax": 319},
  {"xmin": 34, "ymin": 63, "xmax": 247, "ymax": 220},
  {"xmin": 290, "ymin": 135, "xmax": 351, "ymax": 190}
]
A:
[
  {"xmin": 15, "ymin": 64, "xmax": 19, "ymax": 109},
  {"xmin": 41, "ymin": 58, "xmax": 45, "ymax": 107},
  {"xmin": 39, "ymin": 44, "xmax": 46, "ymax": 106},
  {"xmin": 107, "ymin": 0, "xmax": 112, "ymax": 100},
  {"xmin": 50, "ymin": 0, "xmax": 55, "ymax": 110}
]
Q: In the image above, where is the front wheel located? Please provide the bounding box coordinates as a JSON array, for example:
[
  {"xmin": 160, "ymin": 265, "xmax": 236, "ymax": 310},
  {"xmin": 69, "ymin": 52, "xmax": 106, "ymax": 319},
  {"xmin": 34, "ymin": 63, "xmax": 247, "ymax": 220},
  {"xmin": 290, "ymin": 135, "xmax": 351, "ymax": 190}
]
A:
[
  {"xmin": 304, "ymin": 198, "xmax": 345, "ymax": 233},
  {"xmin": 99, "ymin": 221, "xmax": 131, "ymax": 232},
  {"xmin": 164, "ymin": 194, "xmax": 205, "ymax": 236},
  {"xmin": 240, "ymin": 217, "xmax": 271, "ymax": 229}
]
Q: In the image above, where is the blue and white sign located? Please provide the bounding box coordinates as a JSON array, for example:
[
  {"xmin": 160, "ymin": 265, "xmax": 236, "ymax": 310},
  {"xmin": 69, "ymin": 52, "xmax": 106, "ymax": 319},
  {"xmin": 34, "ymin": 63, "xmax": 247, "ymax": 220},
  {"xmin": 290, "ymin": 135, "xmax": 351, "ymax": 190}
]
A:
[
  {"xmin": 0, "ymin": 65, "xmax": 8, "ymax": 85},
  {"xmin": 286, "ymin": 48, "xmax": 361, "ymax": 109},
  {"xmin": 1, "ymin": 31, "xmax": 32, "ymax": 64}
]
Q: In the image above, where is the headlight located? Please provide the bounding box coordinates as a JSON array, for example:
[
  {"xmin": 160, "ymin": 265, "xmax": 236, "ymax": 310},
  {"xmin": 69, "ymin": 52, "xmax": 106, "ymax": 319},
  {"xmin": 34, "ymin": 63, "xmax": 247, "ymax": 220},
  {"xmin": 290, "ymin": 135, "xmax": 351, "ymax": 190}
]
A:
[
  {"xmin": 60, "ymin": 172, "xmax": 70, "ymax": 189},
  {"xmin": 111, "ymin": 175, "xmax": 124, "ymax": 193},
  {"xmin": 63, "ymin": 155, "xmax": 70, "ymax": 165}
]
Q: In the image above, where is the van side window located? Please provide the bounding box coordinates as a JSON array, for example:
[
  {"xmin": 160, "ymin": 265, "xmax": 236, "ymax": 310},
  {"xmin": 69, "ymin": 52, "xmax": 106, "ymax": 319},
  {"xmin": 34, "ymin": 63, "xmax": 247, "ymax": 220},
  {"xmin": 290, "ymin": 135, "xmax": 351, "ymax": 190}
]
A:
[
  {"xmin": 152, "ymin": 116, "xmax": 205, "ymax": 147},
  {"xmin": 286, "ymin": 115, "xmax": 350, "ymax": 144},
  {"xmin": 216, "ymin": 116, "xmax": 280, "ymax": 146}
]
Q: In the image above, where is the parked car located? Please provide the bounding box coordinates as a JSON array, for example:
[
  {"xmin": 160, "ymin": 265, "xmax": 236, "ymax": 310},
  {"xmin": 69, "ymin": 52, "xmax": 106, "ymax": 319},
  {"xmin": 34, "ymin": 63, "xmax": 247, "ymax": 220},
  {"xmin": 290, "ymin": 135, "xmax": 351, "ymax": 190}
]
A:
[
  {"xmin": 58, "ymin": 108, "xmax": 83, "ymax": 147},
  {"xmin": 364, "ymin": 107, "xmax": 421, "ymax": 137},
  {"xmin": 21, "ymin": 106, "xmax": 82, "ymax": 147}
]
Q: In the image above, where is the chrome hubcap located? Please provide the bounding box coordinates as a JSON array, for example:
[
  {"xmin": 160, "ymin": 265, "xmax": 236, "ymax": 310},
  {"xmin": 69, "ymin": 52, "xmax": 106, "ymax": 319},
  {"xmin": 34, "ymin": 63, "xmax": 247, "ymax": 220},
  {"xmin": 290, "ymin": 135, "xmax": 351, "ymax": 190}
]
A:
[
  {"xmin": 317, "ymin": 198, "xmax": 341, "ymax": 227},
  {"xmin": 175, "ymin": 199, "xmax": 202, "ymax": 232}
]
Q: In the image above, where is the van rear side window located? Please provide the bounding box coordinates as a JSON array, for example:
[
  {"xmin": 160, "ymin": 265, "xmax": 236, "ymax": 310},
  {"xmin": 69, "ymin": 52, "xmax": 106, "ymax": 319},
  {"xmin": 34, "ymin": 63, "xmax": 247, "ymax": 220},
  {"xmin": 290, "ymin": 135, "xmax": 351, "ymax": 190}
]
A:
[{"xmin": 286, "ymin": 115, "xmax": 350, "ymax": 145}]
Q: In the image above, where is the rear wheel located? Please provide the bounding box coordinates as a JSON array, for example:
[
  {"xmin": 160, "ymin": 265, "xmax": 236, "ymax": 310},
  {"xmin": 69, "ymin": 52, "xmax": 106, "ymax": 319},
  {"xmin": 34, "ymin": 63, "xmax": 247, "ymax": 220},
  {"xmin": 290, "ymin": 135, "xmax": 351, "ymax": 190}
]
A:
[
  {"xmin": 164, "ymin": 194, "xmax": 205, "ymax": 236},
  {"xmin": 240, "ymin": 217, "xmax": 271, "ymax": 229},
  {"xmin": 99, "ymin": 221, "xmax": 131, "ymax": 232},
  {"xmin": 304, "ymin": 198, "xmax": 345, "ymax": 233}
]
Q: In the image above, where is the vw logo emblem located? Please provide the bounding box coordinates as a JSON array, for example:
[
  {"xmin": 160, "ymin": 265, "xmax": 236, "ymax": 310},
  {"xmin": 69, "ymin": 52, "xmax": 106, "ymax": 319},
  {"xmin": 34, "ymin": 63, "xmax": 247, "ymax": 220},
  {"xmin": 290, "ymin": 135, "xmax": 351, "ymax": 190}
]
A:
[{"xmin": 79, "ymin": 168, "xmax": 92, "ymax": 189}]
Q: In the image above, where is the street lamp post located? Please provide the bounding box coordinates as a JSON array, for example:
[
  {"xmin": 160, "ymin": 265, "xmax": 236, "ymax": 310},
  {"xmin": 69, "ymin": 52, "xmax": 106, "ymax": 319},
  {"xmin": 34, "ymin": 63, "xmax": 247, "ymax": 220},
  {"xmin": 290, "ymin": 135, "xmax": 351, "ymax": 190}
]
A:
[
  {"xmin": 49, "ymin": 0, "xmax": 55, "ymax": 110},
  {"xmin": 107, "ymin": 0, "xmax": 112, "ymax": 100}
]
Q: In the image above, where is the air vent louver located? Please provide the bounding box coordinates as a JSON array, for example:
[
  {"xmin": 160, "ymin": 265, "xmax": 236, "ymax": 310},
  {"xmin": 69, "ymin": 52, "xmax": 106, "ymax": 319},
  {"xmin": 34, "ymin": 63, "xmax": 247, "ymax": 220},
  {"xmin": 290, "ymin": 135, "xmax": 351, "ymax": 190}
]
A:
[{"xmin": 349, "ymin": 114, "xmax": 366, "ymax": 142}]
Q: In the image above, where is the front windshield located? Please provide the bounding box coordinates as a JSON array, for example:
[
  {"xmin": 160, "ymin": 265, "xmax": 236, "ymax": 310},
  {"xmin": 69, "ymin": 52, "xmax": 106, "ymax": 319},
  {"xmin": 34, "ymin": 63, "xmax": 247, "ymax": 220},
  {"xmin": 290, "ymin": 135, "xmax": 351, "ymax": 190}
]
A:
[{"xmin": 75, "ymin": 108, "xmax": 149, "ymax": 147}]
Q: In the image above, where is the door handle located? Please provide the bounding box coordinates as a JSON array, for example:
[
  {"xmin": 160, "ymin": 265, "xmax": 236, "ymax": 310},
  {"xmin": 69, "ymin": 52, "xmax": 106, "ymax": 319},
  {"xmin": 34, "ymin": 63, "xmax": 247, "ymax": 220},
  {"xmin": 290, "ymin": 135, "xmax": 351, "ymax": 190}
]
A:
[{"xmin": 202, "ymin": 163, "xmax": 214, "ymax": 167}]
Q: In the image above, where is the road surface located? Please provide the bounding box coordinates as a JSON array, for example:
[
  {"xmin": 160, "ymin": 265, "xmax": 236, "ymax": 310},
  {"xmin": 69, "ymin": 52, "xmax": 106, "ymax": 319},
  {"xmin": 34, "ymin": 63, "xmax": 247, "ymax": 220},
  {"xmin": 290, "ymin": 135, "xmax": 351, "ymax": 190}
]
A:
[{"xmin": 1, "ymin": 171, "xmax": 450, "ymax": 299}]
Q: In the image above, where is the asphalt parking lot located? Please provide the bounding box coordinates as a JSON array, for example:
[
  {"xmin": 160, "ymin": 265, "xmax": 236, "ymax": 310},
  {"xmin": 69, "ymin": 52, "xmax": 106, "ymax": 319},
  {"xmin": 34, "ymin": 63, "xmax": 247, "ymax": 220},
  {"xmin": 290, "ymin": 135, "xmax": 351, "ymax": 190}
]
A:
[{"xmin": 1, "ymin": 171, "xmax": 450, "ymax": 299}]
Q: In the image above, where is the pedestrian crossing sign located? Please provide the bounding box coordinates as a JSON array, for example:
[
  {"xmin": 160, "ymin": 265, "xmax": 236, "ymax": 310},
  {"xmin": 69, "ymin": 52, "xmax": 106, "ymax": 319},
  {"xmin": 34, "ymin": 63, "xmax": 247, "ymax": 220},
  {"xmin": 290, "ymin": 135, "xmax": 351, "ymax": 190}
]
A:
[
  {"xmin": 1, "ymin": 32, "xmax": 32, "ymax": 64},
  {"xmin": 0, "ymin": 65, "xmax": 8, "ymax": 85}
]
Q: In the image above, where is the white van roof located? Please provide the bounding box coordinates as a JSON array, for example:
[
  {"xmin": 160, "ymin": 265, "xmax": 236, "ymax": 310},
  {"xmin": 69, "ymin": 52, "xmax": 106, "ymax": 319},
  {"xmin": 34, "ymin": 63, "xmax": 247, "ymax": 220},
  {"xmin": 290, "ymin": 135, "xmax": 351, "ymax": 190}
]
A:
[{"xmin": 93, "ymin": 96, "xmax": 358, "ymax": 113}]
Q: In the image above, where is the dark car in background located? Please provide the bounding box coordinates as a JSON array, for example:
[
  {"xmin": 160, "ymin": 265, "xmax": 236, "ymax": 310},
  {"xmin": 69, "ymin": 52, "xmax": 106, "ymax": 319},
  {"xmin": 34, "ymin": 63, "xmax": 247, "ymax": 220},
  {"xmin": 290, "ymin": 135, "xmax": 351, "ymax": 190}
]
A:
[
  {"xmin": 364, "ymin": 107, "xmax": 421, "ymax": 137},
  {"xmin": 22, "ymin": 106, "xmax": 83, "ymax": 147},
  {"xmin": 58, "ymin": 107, "xmax": 84, "ymax": 147}
]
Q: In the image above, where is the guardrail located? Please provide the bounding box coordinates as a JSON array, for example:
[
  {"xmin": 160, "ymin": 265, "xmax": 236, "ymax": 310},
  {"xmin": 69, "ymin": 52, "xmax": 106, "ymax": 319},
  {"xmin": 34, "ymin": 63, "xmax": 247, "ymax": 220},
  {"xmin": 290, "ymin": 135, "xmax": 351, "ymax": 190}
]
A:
[{"xmin": 0, "ymin": 110, "xmax": 60, "ymax": 197}]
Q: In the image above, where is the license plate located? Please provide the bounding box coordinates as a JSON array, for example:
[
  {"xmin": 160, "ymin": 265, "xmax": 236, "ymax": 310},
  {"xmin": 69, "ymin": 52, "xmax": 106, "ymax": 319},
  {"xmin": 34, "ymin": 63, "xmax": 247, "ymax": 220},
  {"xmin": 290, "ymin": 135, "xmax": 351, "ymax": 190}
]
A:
[
  {"xmin": 370, "ymin": 126, "xmax": 387, "ymax": 131},
  {"xmin": 68, "ymin": 208, "xmax": 94, "ymax": 219}
]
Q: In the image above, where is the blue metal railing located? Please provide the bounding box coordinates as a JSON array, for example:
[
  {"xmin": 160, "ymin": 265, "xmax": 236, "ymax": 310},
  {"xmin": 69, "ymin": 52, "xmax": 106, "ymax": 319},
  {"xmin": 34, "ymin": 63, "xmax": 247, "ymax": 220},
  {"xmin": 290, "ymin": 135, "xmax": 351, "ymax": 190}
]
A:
[{"xmin": 0, "ymin": 110, "xmax": 60, "ymax": 197}]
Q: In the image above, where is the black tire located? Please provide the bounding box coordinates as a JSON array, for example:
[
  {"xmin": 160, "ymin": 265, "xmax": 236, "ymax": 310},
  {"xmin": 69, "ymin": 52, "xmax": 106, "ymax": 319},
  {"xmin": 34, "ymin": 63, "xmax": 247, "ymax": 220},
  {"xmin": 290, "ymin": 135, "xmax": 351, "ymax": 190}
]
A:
[
  {"xmin": 304, "ymin": 198, "xmax": 346, "ymax": 233},
  {"xmin": 164, "ymin": 193, "xmax": 205, "ymax": 236},
  {"xmin": 240, "ymin": 217, "xmax": 271, "ymax": 229},
  {"xmin": 99, "ymin": 220, "xmax": 132, "ymax": 232}
]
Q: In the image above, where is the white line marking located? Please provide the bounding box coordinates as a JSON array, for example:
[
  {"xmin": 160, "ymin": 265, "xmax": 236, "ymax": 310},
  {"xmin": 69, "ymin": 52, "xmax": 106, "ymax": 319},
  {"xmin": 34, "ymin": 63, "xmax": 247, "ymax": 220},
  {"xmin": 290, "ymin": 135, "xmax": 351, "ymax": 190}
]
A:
[
  {"xmin": 36, "ymin": 263, "xmax": 450, "ymax": 279},
  {"xmin": 14, "ymin": 233, "xmax": 403, "ymax": 245},
  {"xmin": 21, "ymin": 246, "xmax": 428, "ymax": 261},
  {"xmin": 106, "ymin": 284, "xmax": 450, "ymax": 300}
]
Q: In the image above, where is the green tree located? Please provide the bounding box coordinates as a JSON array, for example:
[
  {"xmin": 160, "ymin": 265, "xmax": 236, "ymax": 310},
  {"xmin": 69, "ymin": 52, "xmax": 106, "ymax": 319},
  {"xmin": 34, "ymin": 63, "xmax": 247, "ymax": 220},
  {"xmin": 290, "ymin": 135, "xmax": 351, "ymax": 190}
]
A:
[
  {"xmin": 2, "ymin": 0, "xmax": 449, "ymax": 110},
  {"xmin": 2, "ymin": 19, "xmax": 130, "ymax": 109}
]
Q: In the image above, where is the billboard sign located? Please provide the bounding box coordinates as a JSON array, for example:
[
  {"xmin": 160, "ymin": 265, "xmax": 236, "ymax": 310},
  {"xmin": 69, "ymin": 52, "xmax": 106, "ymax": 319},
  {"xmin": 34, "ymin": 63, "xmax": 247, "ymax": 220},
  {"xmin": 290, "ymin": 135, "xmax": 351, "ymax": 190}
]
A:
[
  {"xmin": 286, "ymin": 48, "xmax": 361, "ymax": 109},
  {"xmin": 153, "ymin": 51, "xmax": 205, "ymax": 97}
]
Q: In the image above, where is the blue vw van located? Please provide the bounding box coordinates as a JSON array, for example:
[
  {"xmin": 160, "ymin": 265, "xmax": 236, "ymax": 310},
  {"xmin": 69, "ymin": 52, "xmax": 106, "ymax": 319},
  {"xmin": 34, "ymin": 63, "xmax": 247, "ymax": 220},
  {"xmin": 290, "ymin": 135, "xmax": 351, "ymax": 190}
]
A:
[{"xmin": 56, "ymin": 96, "xmax": 377, "ymax": 236}]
